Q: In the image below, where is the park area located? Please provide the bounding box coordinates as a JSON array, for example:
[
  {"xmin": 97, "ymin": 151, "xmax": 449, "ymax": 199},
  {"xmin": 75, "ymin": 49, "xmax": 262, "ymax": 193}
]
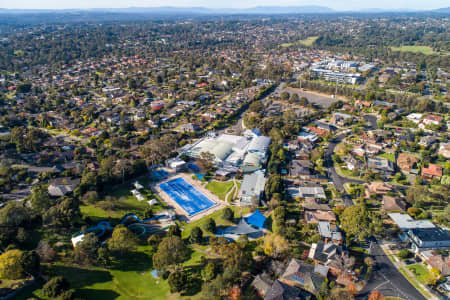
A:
[{"xmin": 390, "ymin": 45, "xmax": 449, "ymax": 56}]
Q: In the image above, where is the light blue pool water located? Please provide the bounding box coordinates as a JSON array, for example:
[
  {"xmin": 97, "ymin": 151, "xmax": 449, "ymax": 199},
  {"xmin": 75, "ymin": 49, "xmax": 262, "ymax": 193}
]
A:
[{"xmin": 159, "ymin": 177, "xmax": 216, "ymax": 216}]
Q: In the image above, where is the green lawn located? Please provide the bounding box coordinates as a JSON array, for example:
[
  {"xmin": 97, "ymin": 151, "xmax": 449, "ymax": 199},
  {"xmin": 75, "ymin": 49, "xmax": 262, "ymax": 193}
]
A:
[
  {"xmin": 181, "ymin": 206, "xmax": 250, "ymax": 239},
  {"xmin": 391, "ymin": 45, "xmax": 449, "ymax": 56},
  {"xmin": 378, "ymin": 152, "xmax": 396, "ymax": 163},
  {"xmin": 299, "ymin": 36, "xmax": 318, "ymax": 46},
  {"xmin": 406, "ymin": 264, "xmax": 433, "ymax": 285},
  {"xmin": 281, "ymin": 36, "xmax": 318, "ymax": 48},
  {"xmin": 205, "ymin": 180, "xmax": 234, "ymax": 201},
  {"xmin": 16, "ymin": 243, "xmax": 208, "ymax": 300},
  {"xmin": 80, "ymin": 180, "xmax": 166, "ymax": 224}
]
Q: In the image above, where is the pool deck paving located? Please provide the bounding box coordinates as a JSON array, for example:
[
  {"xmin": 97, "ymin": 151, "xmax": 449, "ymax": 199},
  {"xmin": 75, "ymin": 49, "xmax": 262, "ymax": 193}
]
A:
[{"xmin": 152, "ymin": 172, "xmax": 227, "ymax": 223}]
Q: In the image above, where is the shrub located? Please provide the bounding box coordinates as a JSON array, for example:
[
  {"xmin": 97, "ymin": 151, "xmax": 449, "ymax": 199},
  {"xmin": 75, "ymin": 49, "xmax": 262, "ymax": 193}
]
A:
[
  {"xmin": 42, "ymin": 276, "xmax": 70, "ymax": 298},
  {"xmin": 397, "ymin": 248, "xmax": 412, "ymax": 259}
]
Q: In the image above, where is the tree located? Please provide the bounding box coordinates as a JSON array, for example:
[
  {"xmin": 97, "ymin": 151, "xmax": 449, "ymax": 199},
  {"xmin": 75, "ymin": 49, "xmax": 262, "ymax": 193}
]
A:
[
  {"xmin": 368, "ymin": 290, "xmax": 385, "ymax": 300},
  {"xmin": 406, "ymin": 186, "xmax": 429, "ymax": 207},
  {"xmin": 74, "ymin": 233, "xmax": 99, "ymax": 265},
  {"xmin": 263, "ymin": 234, "xmax": 289, "ymax": 258},
  {"xmin": 289, "ymin": 93, "xmax": 299, "ymax": 103},
  {"xmin": 0, "ymin": 202, "xmax": 32, "ymax": 227},
  {"xmin": 280, "ymin": 91, "xmax": 290, "ymax": 100},
  {"xmin": 108, "ymin": 226, "xmax": 138, "ymax": 256},
  {"xmin": 189, "ymin": 227, "xmax": 203, "ymax": 244},
  {"xmin": 36, "ymin": 241, "xmax": 56, "ymax": 262},
  {"xmin": 168, "ymin": 224, "xmax": 182, "ymax": 237},
  {"xmin": 82, "ymin": 191, "xmax": 98, "ymax": 204},
  {"xmin": 30, "ymin": 184, "xmax": 51, "ymax": 213},
  {"xmin": 43, "ymin": 276, "xmax": 70, "ymax": 298},
  {"xmin": 168, "ymin": 269, "xmax": 187, "ymax": 293},
  {"xmin": 202, "ymin": 261, "xmax": 217, "ymax": 281},
  {"xmin": 203, "ymin": 218, "xmax": 216, "ymax": 233},
  {"xmin": 398, "ymin": 249, "xmax": 412, "ymax": 259},
  {"xmin": 198, "ymin": 152, "xmax": 216, "ymax": 173},
  {"xmin": 153, "ymin": 236, "xmax": 189, "ymax": 271},
  {"xmin": 340, "ymin": 204, "xmax": 371, "ymax": 242},
  {"xmin": 0, "ymin": 249, "xmax": 40, "ymax": 279},
  {"xmin": 222, "ymin": 207, "xmax": 234, "ymax": 222}
]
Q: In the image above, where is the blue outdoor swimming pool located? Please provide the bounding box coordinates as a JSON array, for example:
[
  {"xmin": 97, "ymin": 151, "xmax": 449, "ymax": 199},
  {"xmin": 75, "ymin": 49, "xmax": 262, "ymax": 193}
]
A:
[{"xmin": 159, "ymin": 177, "xmax": 216, "ymax": 216}]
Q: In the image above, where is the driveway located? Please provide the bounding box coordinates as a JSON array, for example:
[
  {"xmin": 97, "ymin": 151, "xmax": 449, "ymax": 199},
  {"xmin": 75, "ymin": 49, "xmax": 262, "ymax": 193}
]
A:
[{"xmin": 357, "ymin": 241, "xmax": 427, "ymax": 300}]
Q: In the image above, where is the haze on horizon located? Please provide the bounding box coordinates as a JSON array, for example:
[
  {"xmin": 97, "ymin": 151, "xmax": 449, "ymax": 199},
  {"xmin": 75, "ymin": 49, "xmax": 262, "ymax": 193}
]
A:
[{"xmin": 0, "ymin": 0, "xmax": 448, "ymax": 11}]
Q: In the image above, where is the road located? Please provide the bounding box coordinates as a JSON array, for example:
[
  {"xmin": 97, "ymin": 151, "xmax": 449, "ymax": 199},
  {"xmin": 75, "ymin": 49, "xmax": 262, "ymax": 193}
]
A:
[{"xmin": 357, "ymin": 241, "xmax": 427, "ymax": 300}]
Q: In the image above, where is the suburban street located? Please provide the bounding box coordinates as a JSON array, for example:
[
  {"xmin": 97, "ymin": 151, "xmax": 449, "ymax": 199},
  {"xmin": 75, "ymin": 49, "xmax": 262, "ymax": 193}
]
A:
[
  {"xmin": 357, "ymin": 241, "xmax": 427, "ymax": 300},
  {"xmin": 324, "ymin": 133, "xmax": 363, "ymax": 206}
]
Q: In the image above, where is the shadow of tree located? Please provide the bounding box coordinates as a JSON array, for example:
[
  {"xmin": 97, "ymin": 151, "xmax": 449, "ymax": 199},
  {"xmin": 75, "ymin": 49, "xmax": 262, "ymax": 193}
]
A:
[
  {"xmin": 44, "ymin": 265, "xmax": 113, "ymax": 288},
  {"xmin": 76, "ymin": 288, "xmax": 120, "ymax": 299}
]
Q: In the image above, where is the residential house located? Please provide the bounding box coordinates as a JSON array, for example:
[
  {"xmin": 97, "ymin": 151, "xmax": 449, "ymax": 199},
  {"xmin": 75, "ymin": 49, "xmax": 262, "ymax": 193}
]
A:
[
  {"xmin": 346, "ymin": 155, "xmax": 363, "ymax": 171},
  {"xmin": 318, "ymin": 221, "xmax": 343, "ymax": 244},
  {"xmin": 179, "ymin": 122, "xmax": 201, "ymax": 133},
  {"xmin": 289, "ymin": 160, "xmax": 313, "ymax": 178},
  {"xmin": 423, "ymin": 114, "xmax": 443, "ymax": 126},
  {"xmin": 251, "ymin": 274, "xmax": 273, "ymax": 298},
  {"xmin": 304, "ymin": 210, "xmax": 336, "ymax": 224},
  {"xmin": 425, "ymin": 253, "xmax": 450, "ymax": 276},
  {"xmin": 279, "ymin": 259, "xmax": 326, "ymax": 296},
  {"xmin": 382, "ymin": 195, "xmax": 407, "ymax": 212},
  {"xmin": 367, "ymin": 157, "xmax": 395, "ymax": 176},
  {"xmin": 264, "ymin": 280, "xmax": 309, "ymax": 300},
  {"xmin": 48, "ymin": 177, "xmax": 81, "ymax": 197},
  {"xmin": 309, "ymin": 242, "xmax": 350, "ymax": 279},
  {"xmin": 438, "ymin": 142, "xmax": 450, "ymax": 159},
  {"xmin": 298, "ymin": 186, "xmax": 326, "ymax": 200},
  {"xmin": 397, "ymin": 153, "xmax": 419, "ymax": 173},
  {"xmin": 365, "ymin": 181, "xmax": 394, "ymax": 197},
  {"xmin": 419, "ymin": 136, "xmax": 437, "ymax": 148},
  {"xmin": 422, "ymin": 164, "xmax": 443, "ymax": 180}
]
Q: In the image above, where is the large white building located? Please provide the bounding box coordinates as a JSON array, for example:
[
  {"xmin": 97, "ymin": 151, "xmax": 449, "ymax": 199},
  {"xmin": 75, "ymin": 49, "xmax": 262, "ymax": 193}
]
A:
[{"xmin": 182, "ymin": 132, "xmax": 271, "ymax": 173}]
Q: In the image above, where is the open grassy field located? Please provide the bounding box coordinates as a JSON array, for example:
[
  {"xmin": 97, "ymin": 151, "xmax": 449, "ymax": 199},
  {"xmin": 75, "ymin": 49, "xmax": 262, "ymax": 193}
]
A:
[
  {"xmin": 299, "ymin": 36, "xmax": 319, "ymax": 46},
  {"xmin": 205, "ymin": 180, "xmax": 234, "ymax": 201},
  {"xmin": 80, "ymin": 178, "xmax": 167, "ymax": 224},
  {"xmin": 391, "ymin": 45, "xmax": 449, "ymax": 56},
  {"xmin": 16, "ymin": 242, "xmax": 209, "ymax": 300},
  {"xmin": 281, "ymin": 36, "xmax": 318, "ymax": 48}
]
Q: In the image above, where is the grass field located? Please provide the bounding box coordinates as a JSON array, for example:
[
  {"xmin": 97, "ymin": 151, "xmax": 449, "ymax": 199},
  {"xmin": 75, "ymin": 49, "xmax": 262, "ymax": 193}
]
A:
[
  {"xmin": 406, "ymin": 264, "xmax": 433, "ymax": 285},
  {"xmin": 205, "ymin": 180, "xmax": 234, "ymax": 201},
  {"xmin": 299, "ymin": 36, "xmax": 319, "ymax": 46},
  {"xmin": 281, "ymin": 36, "xmax": 318, "ymax": 48},
  {"xmin": 391, "ymin": 45, "xmax": 449, "ymax": 56},
  {"xmin": 16, "ymin": 242, "xmax": 210, "ymax": 300},
  {"xmin": 80, "ymin": 179, "xmax": 166, "ymax": 224}
]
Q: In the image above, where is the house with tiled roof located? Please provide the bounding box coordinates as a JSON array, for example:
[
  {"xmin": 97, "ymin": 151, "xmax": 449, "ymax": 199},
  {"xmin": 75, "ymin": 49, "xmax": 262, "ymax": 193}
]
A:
[
  {"xmin": 422, "ymin": 164, "xmax": 443, "ymax": 180},
  {"xmin": 397, "ymin": 153, "xmax": 419, "ymax": 173},
  {"xmin": 279, "ymin": 259, "xmax": 326, "ymax": 296},
  {"xmin": 423, "ymin": 114, "xmax": 443, "ymax": 126}
]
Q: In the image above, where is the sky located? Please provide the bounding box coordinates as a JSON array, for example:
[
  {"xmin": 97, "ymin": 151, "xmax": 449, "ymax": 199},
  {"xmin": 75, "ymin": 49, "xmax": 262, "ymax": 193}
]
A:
[{"xmin": 0, "ymin": 0, "xmax": 448, "ymax": 10}]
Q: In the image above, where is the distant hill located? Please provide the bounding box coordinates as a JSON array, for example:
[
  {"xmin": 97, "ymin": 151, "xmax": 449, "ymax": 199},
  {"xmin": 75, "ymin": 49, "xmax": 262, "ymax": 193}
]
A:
[
  {"xmin": 0, "ymin": 6, "xmax": 335, "ymax": 15},
  {"xmin": 432, "ymin": 7, "xmax": 450, "ymax": 13}
]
